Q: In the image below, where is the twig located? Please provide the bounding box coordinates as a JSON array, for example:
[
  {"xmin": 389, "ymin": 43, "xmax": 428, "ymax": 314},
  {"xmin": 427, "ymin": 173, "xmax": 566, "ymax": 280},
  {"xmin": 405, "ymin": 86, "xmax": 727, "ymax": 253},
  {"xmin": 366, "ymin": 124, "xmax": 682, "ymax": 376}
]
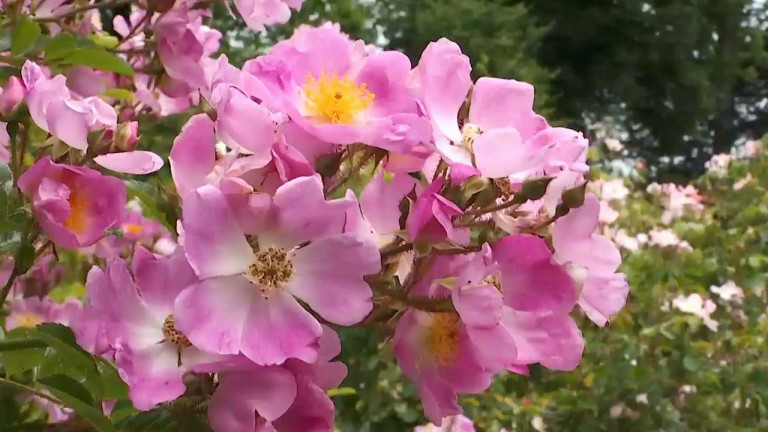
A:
[
  {"xmin": 36, "ymin": 0, "xmax": 138, "ymax": 23},
  {"xmin": 461, "ymin": 199, "xmax": 521, "ymax": 218},
  {"xmin": 380, "ymin": 242, "xmax": 413, "ymax": 259},
  {"xmin": 0, "ymin": 377, "xmax": 62, "ymax": 405}
]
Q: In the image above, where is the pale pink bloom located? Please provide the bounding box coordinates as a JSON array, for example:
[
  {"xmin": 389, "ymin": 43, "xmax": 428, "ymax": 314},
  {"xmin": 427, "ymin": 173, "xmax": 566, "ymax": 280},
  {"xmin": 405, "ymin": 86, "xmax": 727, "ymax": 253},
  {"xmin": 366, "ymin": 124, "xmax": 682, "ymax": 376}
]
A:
[
  {"xmin": 658, "ymin": 184, "xmax": 704, "ymax": 224},
  {"xmin": 646, "ymin": 182, "xmax": 662, "ymax": 195},
  {"xmin": 604, "ymin": 138, "xmax": 624, "ymax": 152},
  {"xmin": 599, "ymin": 200, "xmax": 619, "ymax": 224},
  {"xmin": 744, "ymin": 140, "xmax": 762, "ymax": 158},
  {"xmin": 613, "ymin": 229, "xmax": 642, "ymax": 251},
  {"xmin": 705, "ymin": 153, "xmax": 731, "ymax": 175},
  {"xmin": 590, "ymin": 179, "xmax": 629, "ymax": 202},
  {"xmin": 710, "ymin": 281, "xmax": 744, "ymax": 304},
  {"xmin": 415, "ymin": 415, "xmax": 476, "ymax": 432},
  {"xmin": 18, "ymin": 157, "xmax": 126, "ymax": 249},
  {"xmin": 672, "ymin": 294, "xmax": 718, "ymax": 331},
  {"xmin": 733, "ymin": 173, "xmax": 753, "ymax": 191},
  {"xmin": 636, "ymin": 393, "xmax": 649, "ymax": 405},
  {"xmin": 22, "ymin": 61, "xmax": 117, "ymax": 151},
  {"xmin": 6, "ymin": 297, "xmax": 81, "ymax": 331},
  {"xmin": 647, "ymin": 228, "xmax": 691, "ymax": 251},
  {"xmin": 0, "ymin": 76, "xmax": 26, "ymax": 116},
  {"xmin": 234, "ymin": 0, "xmax": 304, "ymax": 32}
]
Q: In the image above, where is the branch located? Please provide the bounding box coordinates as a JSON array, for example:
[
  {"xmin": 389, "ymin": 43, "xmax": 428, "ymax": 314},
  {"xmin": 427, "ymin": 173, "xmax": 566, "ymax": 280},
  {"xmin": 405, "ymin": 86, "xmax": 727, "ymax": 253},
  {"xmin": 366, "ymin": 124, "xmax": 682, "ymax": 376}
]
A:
[
  {"xmin": 461, "ymin": 199, "xmax": 521, "ymax": 218},
  {"xmin": 0, "ymin": 377, "xmax": 62, "ymax": 405},
  {"xmin": 36, "ymin": 0, "xmax": 138, "ymax": 23}
]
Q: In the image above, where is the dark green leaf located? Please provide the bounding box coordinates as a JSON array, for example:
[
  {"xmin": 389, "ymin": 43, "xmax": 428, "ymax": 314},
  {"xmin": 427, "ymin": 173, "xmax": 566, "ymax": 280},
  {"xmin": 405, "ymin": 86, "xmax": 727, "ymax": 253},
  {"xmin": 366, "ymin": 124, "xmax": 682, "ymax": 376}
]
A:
[
  {"xmin": 38, "ymin": 375, "xmax": 116, "ymax": 432},
  {"xmin": 59, "ymin": 48, "xmax": 135, "ymax": 76},
  {"xmin": 11, "ymin": 15, "xmax": 42, "ymax": 55},
  {"xmin": 96, "ymin": 358, "xmax": 128, "ymax": 400},
  {"xmin": 115, "ymin": 409, "xmax": 179, "ymax": 431},
  {"xmin": 0, "ymin": 329, "xmax": 47, "ymax": 376}
]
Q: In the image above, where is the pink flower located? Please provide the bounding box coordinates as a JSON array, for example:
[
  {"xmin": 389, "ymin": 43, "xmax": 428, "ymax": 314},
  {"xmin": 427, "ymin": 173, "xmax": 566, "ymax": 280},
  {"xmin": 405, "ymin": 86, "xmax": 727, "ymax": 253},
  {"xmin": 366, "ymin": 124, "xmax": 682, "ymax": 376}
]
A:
[
  {"xmin": 407, "ymin": 177, "xmax": 469, "ymax": 245},
  {"xmin": 395, "ymin": 245, "xmax": 581, "ymax": 424},
  {"xmin": 0, "ymin": 122, "xmax": 9, "ymax": 164},
  {"xmin": 415, "ymin": 41, "xmax": 586, "ymax": 180},
  {"xmin": 244, "ymin": 24, "xmax": 430, "ymax": 152},
  {"xmin": 94, "ymin": 206, "xmax": 169, "ymax": 258},
  {"xmin": 671, "ymin": 293, "xmax": 718, "ymax": 331},
  {"xmin": 647, "ymin": 228, "xmax": 692, "ymax": 251},
  {"xmin": 234, "ymin": 0, "xmax": 304, "ymax": 32},
  {"xmin": 0, "ymin": 76, "xmax": 26, "ymax": 116},
  {"xmin": 705, "ymin": 153, "xmax": 731, "ymax": 175},
  {"xmin": 415, "ymin": 414, "xmax": 476, "ymax": 432},
  {"xmin": 552, "ymin": 194, "xmax": 628, "ymax": 326},
  {"xmin": 207, "ymin": 326, "xmax": 343, "ymax": 432},
  {"xmin": 710, "ymin": 281, "xmax": 744, "ymax": 304},
  {"xmin": 22, "ymin": 61, "xmax": 117, "ymax": 151},
  {"xmin": 83, "ymin": 247, "xmax": 221, "ymax": 410},
  {"xmin": 18, "ymin": 157, "xmax": 126, "ymax": 249},
  {"xmin": 6, "ymin": 296, "xmax": 81, "ymax": 330},
  {"xmin": 155, "ymin": 6, "xmax": 222, "ymax": 92},
  {"xmin": 12, "ymin": 254, "xmax": 64, "ymax": 298},
  {"xmin": 174, "ymin": 176, "xmax": 380, "ymax": 365}
]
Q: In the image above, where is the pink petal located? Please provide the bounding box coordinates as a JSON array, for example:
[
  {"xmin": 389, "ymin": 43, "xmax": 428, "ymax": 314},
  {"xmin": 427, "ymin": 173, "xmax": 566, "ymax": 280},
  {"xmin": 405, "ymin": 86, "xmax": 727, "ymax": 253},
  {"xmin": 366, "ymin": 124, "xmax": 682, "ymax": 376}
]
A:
[
  {"xmin": 181, "ymin": 185, "xmax": 252, "ymax": 279},
  {"xmin": 116, "ymin": 343, "xmax": 185, "ymax": 411},
  {"xmin": 174, "ymin": 275, "xmax": 255, "ymax": 355},
  {"xmin": 416, "ymin": 38, "xmax": 472, "ymax": 142},
  {"xmin": 131, "ymin": 246, "xmax": 197, "ymax": 313},
  {"xmin": 360, "ymin": 171, "xmax": 417, "ymax": 235},
  {"xmin": 46, "ymin": 99, "xmax": 90, "ymax": 150},
  {"xmin": 240, "ymin": 290, "xmax": 322, "ymax": 365},
  {"xmin": 469, "ymin": 78, "xmax": 541, "ymax": 139},
  {"xmin": 472, "ymin": 128, "xmax": 526, "ymax": 178},
  {"xmin": 217, "ymin": 88, "xmax": 275, "ymax": 158},
  {"xmin": 580, "ymin": 273, "xmax": 629, "ymax": 326},
  {"xmin": 170, "ymin": 114, "xmax": 216, "ymax": 196},
  {"xmin": 94, "ymin": 151, "xmax": 164, "ymax": 175},
  {"xmin": 209, "ymin": 367, "xmax": 297, "ymax": 432},
  {"xmin": 289, "ymin": 234, "xmax": 380, "ymax": 325}
]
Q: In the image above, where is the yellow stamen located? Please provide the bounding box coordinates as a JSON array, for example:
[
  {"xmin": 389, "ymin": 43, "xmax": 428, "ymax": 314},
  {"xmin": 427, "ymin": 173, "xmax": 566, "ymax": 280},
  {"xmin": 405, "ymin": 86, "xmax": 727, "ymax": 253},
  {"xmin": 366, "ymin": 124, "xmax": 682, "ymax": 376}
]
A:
[
  {"xmin": 122, "ymin": 223, "xmax": 144, "ymax": 236},
  {"xmin": 303, "ymin": 73, "xmax": 375, "ymax": 124},
  {"xmin": 426, "ymin": 313, "xmax": 461, "ymax": 365},
  {"xmin": 64, "ymin": 189, "xmax": 90, "ymax": 234},
  {"xmin": 15, "ymin": 312, "xmax": 42, "ymax": 328}
]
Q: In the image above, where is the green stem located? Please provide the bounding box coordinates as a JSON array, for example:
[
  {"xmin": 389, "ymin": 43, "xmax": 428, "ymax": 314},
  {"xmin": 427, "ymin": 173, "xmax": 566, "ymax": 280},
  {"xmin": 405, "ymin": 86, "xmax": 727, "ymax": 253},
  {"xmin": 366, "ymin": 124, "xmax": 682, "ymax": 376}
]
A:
[
  {"xmin": 35, "ymin": 0, "xmax": 137, "ymax": 23},
  {"xmin": 0, "ymin": 337, "xmax": 47, "ymax": 351},
  {"xmin": 0, "ymin": 377, "xmax": 61, "ymax": 405}
]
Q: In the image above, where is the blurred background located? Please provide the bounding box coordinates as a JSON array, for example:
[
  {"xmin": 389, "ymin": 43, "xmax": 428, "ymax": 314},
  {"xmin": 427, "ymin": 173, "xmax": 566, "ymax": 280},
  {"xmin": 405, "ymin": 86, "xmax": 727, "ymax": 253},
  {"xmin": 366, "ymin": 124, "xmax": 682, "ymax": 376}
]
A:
[{"xmin": 136, "ymin": 1, "xmax": 768, "ymax": 431}]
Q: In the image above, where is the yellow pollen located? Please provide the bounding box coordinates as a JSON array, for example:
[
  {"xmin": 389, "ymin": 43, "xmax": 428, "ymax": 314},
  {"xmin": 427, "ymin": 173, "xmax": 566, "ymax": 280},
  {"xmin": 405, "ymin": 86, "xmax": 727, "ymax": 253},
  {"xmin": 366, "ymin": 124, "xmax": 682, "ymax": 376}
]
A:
[
  {"xmin": 303, "ymin": 73, "xmax": 374, "ymax": 124},
  {"xmin": 248, "ymin": 247, "xmax": 294, "ymax": 294},
  {"xmin": 426, "ymin": 313, "xmax": 461, "ymax": 365},
  {"xmin": 64, "ymin": 189, "xmax": 90, "ymax": 234},
  {"xmin": 162, "ymin": 315, "xmax": 192, "ymax": 348},
  {"xmin": 15, "ymin": 312, "xmax": 42, "ymax": 328},
  {"xmin": 122, "ymin": 223, "xmax": 143, "ymax": 236},
  {"xmin": 461, "ymin": 123, "xmax": 482, "ymax": 150},
  {"xmin": 485, "ymin": 274, "xmax": 503, "ymax": 292}
]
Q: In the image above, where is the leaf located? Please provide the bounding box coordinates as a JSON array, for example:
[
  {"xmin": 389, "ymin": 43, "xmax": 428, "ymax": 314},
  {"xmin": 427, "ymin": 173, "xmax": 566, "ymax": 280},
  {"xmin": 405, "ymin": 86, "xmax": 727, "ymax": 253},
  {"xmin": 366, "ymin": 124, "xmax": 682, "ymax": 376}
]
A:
[
  {"xmin": 59, "ymin": 48, "xmax": 135, "ymax": 76},
  {"xmin": 38, "ymin": 375, "xmax": 116, "ymax": 432},
  {"xmin": 90, "ymin": 34, "xmax": 120, "ymax": 50},
  {"xmin": 115, "ymin": 409, "xmax": 179, "ymax": 431},
  {"xmin": 11, "ymin": 15, "xmax": 41, "ymax": 55},
  {"xmin": 327, "ymin": 387, "xmax": 357, "ymax": 397},
  {"xmin": 30, "ymin": 324, "xmax": 103, "ymax": 400},
  {"xmin": 0, "ymin": 329, "xmax": 47, "ymax": 377},
  {"xmin": 38, "ymin": 375, "xmax": 95, "ymax": 406},
  {"xmin": 125, "ymin": 180, "xmax": 176, "ymax": 232},
  {"xmin": 102, "ymin": 88, "xmax": 135, "ymax": 101},
  {"xmin": 96, "ymin": 358, "xmax": 129, "ymax": 400}
]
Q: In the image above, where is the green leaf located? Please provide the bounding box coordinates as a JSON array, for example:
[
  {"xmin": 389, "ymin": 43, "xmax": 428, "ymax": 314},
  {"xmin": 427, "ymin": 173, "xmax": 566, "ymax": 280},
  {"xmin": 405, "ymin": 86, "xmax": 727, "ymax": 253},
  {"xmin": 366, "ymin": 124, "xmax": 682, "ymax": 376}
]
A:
[
  {"xmin": 327, "ymin": 387, "xmax": 357, "ymax": 397},
  {"xmin": 59, "ymin": 48, "xmax": 135, "ymax": 76},
  {"xmin": 96, "ymin": 358, "xmax": 128, "ymax": 400},
  {"xmin": 0, "ymin": 329, "xmax": 47, "ymax": 377},
  {"xmin": 125, "ymin": 180, "xmax": 176, "ymax": 232},
  {"xmin": 115, "ymin": 409, "xmax": 179, "ymax": 431},
  {"xmin": 11, "ymin": 15, "xmax": 41, "ymax": 55},
  {"xmin": 38, "ymin": 375, "xmax": 95, "ymax": 406},
  {"xmin": 38, "ymin": 375, "xmax": 116, "ymax": 432},
  {"xmin": 90, "ymin": 33, "xmax": 121, "ymax": 50},
  {"xmin": 102, "ymin": 88, "xmax": 135, "ymax": 101},
  {"xmin": 30, "ymin": 324, "xmax": 102, "ymax": 400}
]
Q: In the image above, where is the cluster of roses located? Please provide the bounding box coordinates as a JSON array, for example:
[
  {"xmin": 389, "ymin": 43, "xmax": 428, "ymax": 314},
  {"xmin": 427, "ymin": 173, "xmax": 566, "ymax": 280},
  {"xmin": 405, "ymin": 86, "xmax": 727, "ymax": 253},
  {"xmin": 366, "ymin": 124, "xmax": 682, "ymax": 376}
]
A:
[{"xmin": 1, "ymin": 1, "xmax": 630, "ymax": 430}]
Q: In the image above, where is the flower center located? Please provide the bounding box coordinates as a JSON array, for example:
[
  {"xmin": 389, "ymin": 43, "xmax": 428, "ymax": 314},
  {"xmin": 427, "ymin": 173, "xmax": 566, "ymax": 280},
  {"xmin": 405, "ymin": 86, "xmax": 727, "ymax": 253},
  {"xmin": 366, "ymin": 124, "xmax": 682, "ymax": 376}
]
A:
[
  {"xmin": 426, "ymin": 312, "xmax": 461, "ymax": 365},
  {"xmin": 303, "ymin": 73, "xmax": 375, "ymax": 124},
  {"xmin": 492, "ymin": 178, "xmax": 514, "ymax": 199},
  {"xmin": 15, "ymin": 312, "xmax": 42, "ymax": 328},
  {"xmin": 162, "ymin": 315, "xmax": 192, "ymax": 348},
  {"xmin": 122, "ymin": 223, "xmax": 143, "ymax": 236},
  {"xmin": 247, "ymin": 247, "xmax": 294, "ymax": 292},
  {"xmin": 460, "ymin": 122, "xmax": 482, "ymax": 151},
  {"xmin": 64, "ymin": 189, "xmax": 90, "ymax": 234},
  {"xmin": 484, "ymin": 274, "xmax": 502, "ymax": 292}
]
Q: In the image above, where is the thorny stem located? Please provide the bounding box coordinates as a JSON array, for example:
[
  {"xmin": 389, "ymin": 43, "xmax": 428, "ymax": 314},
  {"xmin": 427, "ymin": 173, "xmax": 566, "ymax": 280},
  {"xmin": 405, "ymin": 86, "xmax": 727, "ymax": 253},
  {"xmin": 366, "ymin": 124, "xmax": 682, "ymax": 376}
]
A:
[
  {"xmin": 461, "ymin": 198, "xmax": 522, "ymax": 218},
  {"xmin": 380, "ymin": 242, "xmax": 414, "ymax": 259},
  {"xmin": 326, "ymin": 147, "xmax": 377, "ymax": 195}
]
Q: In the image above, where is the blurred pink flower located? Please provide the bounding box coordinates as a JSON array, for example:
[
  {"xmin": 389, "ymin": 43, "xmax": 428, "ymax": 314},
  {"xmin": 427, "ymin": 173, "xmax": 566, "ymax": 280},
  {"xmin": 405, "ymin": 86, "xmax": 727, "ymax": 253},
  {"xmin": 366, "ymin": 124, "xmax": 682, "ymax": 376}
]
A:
[
  {"xmin": 710, "ymin": 281, "xmax": 744, "ymax": 304},
  {"xmin": 671, "ymin": 294, "xmax": 718, "ymax": 331}
]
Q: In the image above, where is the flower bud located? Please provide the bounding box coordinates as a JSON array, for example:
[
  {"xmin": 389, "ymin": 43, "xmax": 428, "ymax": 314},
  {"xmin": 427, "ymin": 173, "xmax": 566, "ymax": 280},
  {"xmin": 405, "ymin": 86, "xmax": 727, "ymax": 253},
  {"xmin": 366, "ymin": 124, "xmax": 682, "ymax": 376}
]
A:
[
  {"xmin": 113, "ymin": 121, "xmax": 139, "ymax": 152},
  {"xmin": 0, "ymin": 77, "xmax": 26, "ymax": 116}
]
